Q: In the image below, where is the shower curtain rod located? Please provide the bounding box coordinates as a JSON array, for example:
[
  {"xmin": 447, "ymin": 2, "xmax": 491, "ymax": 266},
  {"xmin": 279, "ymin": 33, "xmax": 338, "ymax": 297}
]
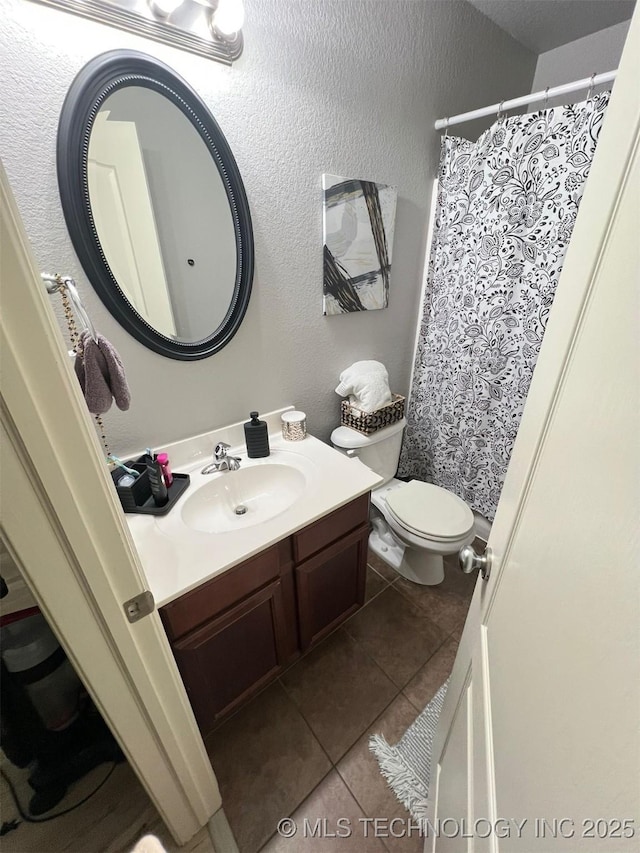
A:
[{"xmin": 435, "ymin": 70, "xmax": 617, "ymax": 130}]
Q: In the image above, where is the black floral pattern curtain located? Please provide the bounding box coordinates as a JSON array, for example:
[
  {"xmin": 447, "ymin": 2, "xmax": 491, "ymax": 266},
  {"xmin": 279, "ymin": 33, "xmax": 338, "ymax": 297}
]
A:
[{"xmin": 399, "ymin": 94, "xmax": 610, "ymax": 521}]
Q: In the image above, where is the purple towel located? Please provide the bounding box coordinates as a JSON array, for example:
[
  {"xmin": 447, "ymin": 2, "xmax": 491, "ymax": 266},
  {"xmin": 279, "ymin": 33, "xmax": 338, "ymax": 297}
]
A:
[{"xmin": 74, "ymin": 331, "xmax": 131, "ymax": 415}]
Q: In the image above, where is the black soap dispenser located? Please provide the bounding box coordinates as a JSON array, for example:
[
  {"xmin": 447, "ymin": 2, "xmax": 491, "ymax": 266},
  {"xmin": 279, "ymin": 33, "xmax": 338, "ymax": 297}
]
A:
[{"xmin": 244, "ymin": 411, "xmax": 270, "ymax": 458}]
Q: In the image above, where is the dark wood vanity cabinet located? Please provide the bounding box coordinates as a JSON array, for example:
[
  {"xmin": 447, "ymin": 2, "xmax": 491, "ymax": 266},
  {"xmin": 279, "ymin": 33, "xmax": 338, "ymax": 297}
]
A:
[
  {"xmin": 292, "ymin": 496, "xmax": 370, "ymax": 650},
  {"xmin": 160, "ymin": 493, "xmax": 370, "ymax": 735},
  {"xmin": 160, "ymin": 539, "xmax": 298, "ymax": 729},
  {"xmin": 171, "ymin": 578, "xmax": 293, "ymax": 725}
]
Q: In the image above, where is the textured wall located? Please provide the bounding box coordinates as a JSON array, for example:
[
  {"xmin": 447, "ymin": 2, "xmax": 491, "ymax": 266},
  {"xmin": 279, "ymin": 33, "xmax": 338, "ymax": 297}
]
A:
[
  {"xmin": 532, "ymin": 19, "xmax": 630, "ymax": 91},
  {"xmin": 0, "ymin": 0, "xmax": 536, "ymax": 455}
]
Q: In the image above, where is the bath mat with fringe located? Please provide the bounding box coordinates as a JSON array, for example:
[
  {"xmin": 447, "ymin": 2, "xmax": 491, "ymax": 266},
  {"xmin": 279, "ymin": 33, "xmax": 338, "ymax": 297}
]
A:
[{"xmin": 369, "ymin": 679, "xmax": 449, "ymax": 821}]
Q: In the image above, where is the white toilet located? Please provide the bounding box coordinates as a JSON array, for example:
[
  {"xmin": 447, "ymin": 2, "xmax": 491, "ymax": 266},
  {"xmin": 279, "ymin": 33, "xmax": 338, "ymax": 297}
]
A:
[{"xmin": 331, "ymin": 418, "xmax": 475, "ymax": 585}]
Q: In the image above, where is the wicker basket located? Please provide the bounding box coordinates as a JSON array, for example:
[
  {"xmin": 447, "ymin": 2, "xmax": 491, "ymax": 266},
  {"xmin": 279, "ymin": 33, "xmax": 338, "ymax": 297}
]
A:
[{"xmin": 340, "ymin": 394, "xmax": 405, "ymax": 435}]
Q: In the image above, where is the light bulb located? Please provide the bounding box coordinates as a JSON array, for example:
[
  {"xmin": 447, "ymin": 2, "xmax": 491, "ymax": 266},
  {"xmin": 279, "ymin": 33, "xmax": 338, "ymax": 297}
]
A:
[
  {"xmin": 148, "ymin": 0, "xmax": 185, "ymax": 17},
  {"xmin": 212, "ymin": 0, "xmax": 245, "ymax": 36}
]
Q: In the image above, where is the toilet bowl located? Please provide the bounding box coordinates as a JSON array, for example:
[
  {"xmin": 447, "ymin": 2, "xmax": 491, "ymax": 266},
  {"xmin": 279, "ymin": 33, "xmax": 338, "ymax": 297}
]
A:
[
  {"xmin": 331, "ymin": 419, "xmax": 475, "ymax": 585},
  {"xmin": 370, "ymin": 477, "xmax": 474, "ymax": 584}
]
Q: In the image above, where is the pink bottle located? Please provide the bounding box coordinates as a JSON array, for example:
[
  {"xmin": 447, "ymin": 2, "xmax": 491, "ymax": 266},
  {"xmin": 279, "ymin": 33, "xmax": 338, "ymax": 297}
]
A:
[{"xmin": 156, "ymin": 452, "xmax": 173, "ymax": 488}]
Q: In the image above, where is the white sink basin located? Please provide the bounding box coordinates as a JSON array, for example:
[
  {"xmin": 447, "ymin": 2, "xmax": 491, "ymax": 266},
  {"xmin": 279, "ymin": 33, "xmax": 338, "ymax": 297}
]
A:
[
  {"xmin": 181, "ymin": 462, "xmax": 307, "ymax": 534},
  {"xmin": 125, "ymin": 413, "xmax": 384, "ymax": 607}
]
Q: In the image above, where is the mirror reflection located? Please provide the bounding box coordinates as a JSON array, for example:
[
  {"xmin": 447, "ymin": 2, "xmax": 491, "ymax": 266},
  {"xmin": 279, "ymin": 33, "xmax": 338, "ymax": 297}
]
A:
[{"xmin": 87, "ymin": 86, "xmax": 237, "ymax": 343}]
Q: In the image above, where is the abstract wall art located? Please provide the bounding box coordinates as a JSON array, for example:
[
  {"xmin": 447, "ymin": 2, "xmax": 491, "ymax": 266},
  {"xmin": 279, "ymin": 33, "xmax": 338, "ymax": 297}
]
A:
[{"xmin": 322, "ymin": 174, "xmax": 397, "ymax": 315}]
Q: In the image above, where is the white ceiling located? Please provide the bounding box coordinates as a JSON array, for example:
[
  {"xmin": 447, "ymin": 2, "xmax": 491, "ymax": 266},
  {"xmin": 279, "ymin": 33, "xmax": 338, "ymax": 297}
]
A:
[{"xmin": 467, "ymin": 0, "xmax": 636, "ymax": 53}]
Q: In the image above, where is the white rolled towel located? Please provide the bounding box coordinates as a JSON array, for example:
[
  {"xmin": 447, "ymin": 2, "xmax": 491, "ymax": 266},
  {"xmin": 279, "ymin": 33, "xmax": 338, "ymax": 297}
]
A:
[{"xmin": 335, "ymin": 360, "xmax": 392, "ymax": 412}]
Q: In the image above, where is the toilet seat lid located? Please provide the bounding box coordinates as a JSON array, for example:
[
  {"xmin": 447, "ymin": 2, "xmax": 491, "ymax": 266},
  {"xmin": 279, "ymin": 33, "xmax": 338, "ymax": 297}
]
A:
[{"xmin": 386, "ymin": 480, "xmax": 474, "ymax": 541}]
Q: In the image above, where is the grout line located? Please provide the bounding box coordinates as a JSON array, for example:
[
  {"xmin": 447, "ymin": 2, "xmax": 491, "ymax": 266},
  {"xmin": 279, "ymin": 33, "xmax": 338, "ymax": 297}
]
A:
[
  {"xmin": 363, "ymin": 586, "xmax": 386, "ymax": 606},
  {"xmin": 340, "ymin": 621, "xmax": 403, "ymax": 690},
  {"xmin": 276, "ymin": 677, "xmax": 336, "ymax": 770},
  {"xmin": 366, "ymin": 561, "xmax": 392, "ymax": 579},
  {"xmin": 279, "ymin": 628, "xmax": 404, "ymax": 768},
  {"xmin": 366, "ymin": 561, "xmax": 397, "ymax": 586},
  {"xmin": 390, "ymin": 641, "xmax": 448, "ymax": 693},
  {"xmin": 256, "ymin": 766, "xmax": 338, "ymax": 853},
  {"xmin": 279, "ymin": 654, "xmax": 402, "ymax": 769},
  {"xmin": 215, "ymin": 681, "xmax": 335, "ymax": 853},
  {"xmin": 401, "ymin": 688, "xmax": 425, "ymax": 714},
  {"xmin": 343, "ymin": 590, "xmax": 452, "ymax": 693},
  {"xmin": 391, "ymin": 577, "xmax": 470, "ymax": 635},
  {"xmin": 331, "ymin": 686, "xmax": 404, "ymax": 767},
  {"xmin": 333, "ymin": 698, "xmax": 416, "ymax": 843},
  {"xmin": 255, "ymin": 765, "xmax": 336, "ymax": 853}
]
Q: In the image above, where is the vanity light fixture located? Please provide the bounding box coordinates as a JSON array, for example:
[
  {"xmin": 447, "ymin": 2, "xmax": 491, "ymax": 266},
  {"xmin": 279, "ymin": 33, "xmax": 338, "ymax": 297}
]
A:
[
  {"xmin": 28, "ymin": 0, "xmax": 245, "ymax": 64},
  {"xmin": 210, "ymin": 0, "xmax": 245, "ymax": 37},
  {"xmin": 148, "ymin": 0, "xmax": 185, "ymax": 18}
]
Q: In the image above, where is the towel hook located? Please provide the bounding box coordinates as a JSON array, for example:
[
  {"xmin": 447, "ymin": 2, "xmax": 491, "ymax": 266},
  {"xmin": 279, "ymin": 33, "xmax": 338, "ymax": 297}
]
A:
[
  {"xmin": 42, "ymin": 272, "xmax": 63, "ymax": 294},
  {"xmin": 42, "ymin": 273, "xmax": 98, "ymax": 344}
]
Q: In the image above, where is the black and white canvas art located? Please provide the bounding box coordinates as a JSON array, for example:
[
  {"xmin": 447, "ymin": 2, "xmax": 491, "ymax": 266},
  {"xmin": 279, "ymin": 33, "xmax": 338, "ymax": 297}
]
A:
[{"xmin": 322, "ymin": 174, "xmax": 397, "ymax": 315}]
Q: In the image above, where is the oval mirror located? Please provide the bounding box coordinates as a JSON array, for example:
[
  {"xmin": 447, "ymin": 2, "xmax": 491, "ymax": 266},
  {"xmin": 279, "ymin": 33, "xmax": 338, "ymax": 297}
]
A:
[{"xmin": 57, "ymin": 50, "xmax": 254, "ymax": 360}]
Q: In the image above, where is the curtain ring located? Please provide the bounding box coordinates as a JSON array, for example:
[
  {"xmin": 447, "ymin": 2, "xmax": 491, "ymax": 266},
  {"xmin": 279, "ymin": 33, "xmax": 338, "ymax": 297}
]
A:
[
  {"xmin": 444, "ymin": 116, "xmax": 449, "ymax": 138},
  {"xmin": 543, "ymin": 87, "xmax": 550, "ymax": 109},
  {"xmin": 497, "ymin": 100, "xmax": 505, "ymax": 121},
  {"xmin": 587, "ymin": 73, "xmax": 596, "ymax": 100}
]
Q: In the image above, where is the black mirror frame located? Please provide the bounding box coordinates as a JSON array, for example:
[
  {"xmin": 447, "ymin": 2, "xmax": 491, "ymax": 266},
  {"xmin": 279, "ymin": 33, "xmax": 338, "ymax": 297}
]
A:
[{"xmin": 57, "ymin": 50, "xmax": 254, "ymax": 361}]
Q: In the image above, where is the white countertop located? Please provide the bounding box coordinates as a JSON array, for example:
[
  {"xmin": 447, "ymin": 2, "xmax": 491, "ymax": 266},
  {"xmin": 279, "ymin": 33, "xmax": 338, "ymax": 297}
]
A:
[{"xmin": 125, "ymin": 409, "xmax": 381, "ymax": 607}]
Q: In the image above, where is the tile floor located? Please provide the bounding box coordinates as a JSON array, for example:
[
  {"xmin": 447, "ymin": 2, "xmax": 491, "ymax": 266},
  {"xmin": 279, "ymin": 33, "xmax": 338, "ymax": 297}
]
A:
[
  {"xmin": 206, "ymin": 549, "xmax": 476, "ymax": 853},
  {"xmin": 0, "ymin": 548, "xmax": 474, "ymax": 853},
  {"xmin": 0, "ymin": 757, "xmax": 215, "ymax": 853}
]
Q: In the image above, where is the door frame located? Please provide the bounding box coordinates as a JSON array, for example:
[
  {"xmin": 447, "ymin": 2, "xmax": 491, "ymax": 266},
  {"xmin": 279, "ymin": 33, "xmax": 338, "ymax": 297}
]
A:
[{"xmin": 0, "ymin": 160, "xmax": 221, "ymax": 845}]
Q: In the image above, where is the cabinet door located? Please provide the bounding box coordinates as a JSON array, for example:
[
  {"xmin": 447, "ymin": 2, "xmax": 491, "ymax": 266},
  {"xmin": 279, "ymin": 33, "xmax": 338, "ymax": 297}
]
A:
[
  {"xmin": 295, "ymin": 522, "xmax": 369, "ymax": 651},
  {"xmin": 160, "ymin": 541, "xmax": 287, "ymax": 642},
  {"xmin": 172, "ymin": 579, "xmax": 291, "ymax": 733}
]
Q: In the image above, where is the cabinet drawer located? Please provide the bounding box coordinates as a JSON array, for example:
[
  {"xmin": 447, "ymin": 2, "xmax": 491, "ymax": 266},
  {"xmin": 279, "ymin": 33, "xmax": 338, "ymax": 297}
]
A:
[
  {"xmin": 292, "ymin": 493, "xmax": 370, "ymax": 563},
  {"xmin": 160, "ymin": 538, "xmax": 291, "ymax": 641}
]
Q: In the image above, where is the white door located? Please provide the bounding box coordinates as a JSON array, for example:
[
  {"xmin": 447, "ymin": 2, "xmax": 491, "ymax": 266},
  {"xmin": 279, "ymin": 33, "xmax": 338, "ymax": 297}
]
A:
[
  {"xmin": 88, "ymin": 110, "xmax": 177, "ymax": 336},
  {"xmin": 428, "ymin": 12, "xmax": 639, "ymax": 853}
]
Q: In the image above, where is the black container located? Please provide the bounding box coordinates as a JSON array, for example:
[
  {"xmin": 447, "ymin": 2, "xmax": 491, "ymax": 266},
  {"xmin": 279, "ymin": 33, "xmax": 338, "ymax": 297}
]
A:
[
  {"xmin": 244, "ymin": 411, "xmax": 270, "ymax": 458},
  {"xmin": 111, "ymin": 457, "xmax": 190, "ymax": 515},
  {"xmin": 111, "ymin": 462, "xmax": 150, "ymax": 512}
]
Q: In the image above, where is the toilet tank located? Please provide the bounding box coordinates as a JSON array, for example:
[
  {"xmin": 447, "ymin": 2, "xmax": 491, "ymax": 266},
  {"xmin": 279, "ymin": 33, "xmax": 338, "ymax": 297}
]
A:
[{"xmin": 330, "ymin": 418, "xmax": 406, "ymax": 485}]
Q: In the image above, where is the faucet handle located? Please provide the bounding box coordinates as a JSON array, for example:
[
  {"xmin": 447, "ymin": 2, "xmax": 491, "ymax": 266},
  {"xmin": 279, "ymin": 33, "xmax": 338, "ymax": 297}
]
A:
[{"xmin": 214, "ymin": 442, "xmax": 230, "ymax": 460}]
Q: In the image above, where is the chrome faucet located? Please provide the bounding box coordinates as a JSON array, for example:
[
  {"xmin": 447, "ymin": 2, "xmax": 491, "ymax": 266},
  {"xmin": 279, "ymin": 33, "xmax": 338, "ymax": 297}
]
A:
[{"xmin": 201, "ymin": 442, "xmax": 241, "ymax": 475}]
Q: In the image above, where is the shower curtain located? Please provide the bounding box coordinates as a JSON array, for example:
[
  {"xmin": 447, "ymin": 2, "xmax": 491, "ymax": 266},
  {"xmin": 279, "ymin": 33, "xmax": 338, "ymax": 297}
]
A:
[{"xmin": 399, "ymin": 94, "xmax": 610, "ymax": 521}]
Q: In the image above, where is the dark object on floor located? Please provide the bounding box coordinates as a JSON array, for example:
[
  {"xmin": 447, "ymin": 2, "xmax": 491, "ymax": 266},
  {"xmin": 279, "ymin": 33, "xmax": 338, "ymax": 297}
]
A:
[
  {"xmin": 1, "ymin": 661, "xmax": 124, "ymax": 816},
  {"xmin": 26, "ymin": 700, "xmax": 124, "ymax": 815},
  {"xmin": 0, "ymin": 819, "xmax": 21, "ymax": 836}
]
